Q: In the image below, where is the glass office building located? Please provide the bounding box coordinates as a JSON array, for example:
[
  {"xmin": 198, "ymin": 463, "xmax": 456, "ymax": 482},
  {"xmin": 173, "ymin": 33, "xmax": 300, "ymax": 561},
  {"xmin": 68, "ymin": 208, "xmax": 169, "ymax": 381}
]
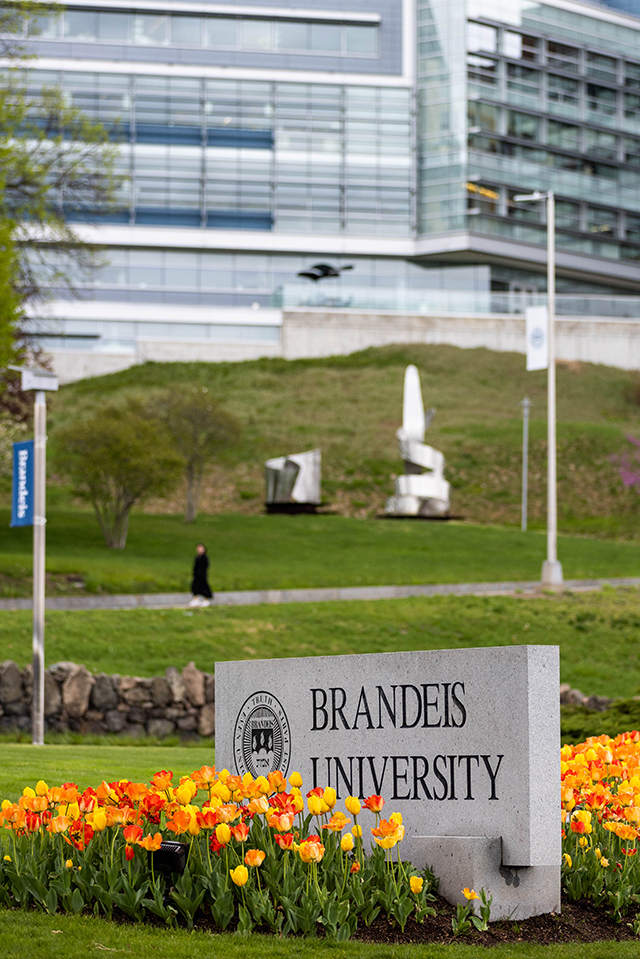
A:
[{"xmin": 17, "ymin": 0, "xmax": 640, "ymax": 369}]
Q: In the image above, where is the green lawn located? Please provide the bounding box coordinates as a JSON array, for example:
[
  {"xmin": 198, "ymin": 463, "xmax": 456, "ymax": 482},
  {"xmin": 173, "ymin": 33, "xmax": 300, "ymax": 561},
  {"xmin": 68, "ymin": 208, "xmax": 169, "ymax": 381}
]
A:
[
  {"xmin": 2, "ymin": 910, "xmax": 636, "ymax": 959},
  {"xmin": 0, "ymin": 743, "xmax": 215, "ymax": 801},
  {"xmin": 1, "ymin": 589, "xmax": 640, "ymax": 701},
  {"xmin": 2, "ymin": 511, "xmax": 640, "ymax": 597}
]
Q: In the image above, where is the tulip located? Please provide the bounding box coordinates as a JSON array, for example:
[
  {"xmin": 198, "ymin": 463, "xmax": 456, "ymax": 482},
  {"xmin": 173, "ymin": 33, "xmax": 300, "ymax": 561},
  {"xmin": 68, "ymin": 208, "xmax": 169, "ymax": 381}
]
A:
[
  {"xmin": 65, "ymin": 859, "xmax": 73, "ymax": 869},
  {"xmin": 323, "ymin": 811, "xmax": 351, "ymax": 833},
  {"xmin": 35, "ymin": 780, "xmax": 48, "ymax": 797},
  {"xmin": 123, "ymin": 825, "xmax": 143, "ymax": 844},
  {"xmin": 91, "ymin": 810, "xmax": 107, "ymax": 832},
  {"xmin": 352, "ymin": 825, "xmax": 363, "ymax": 838},
  {"xmin": 215, "ymin": 823, "xmax": 231, "ymax": 846},
  {"xmin": 289, "ymin": 771, "xmax": 303, "ymax": 788},
  {"xmin": 410, "ymin": 876, "xmax": 424, "ymax": 895},
  {"xmin": 350, "ymin": 861, "xmax": 361, "ymax": 874},
  {"xmin": 151, "ymin": 770, "xmax": 173, "ymax": 791},
  {"xmin": 363, "ymin": 795, "xmax": 385, "ymax": 813},
  {"xmin": 125, "ymin": 845, "xmax": 135, "ymax": 861},
  {"xmin": 323, "ymin": 787, "xmax": 337, "ymax": 809},
  {"xmin": 463, "ymin": 888, "xmax": 480, "ymax": 901},
  {"xmin": 275, "ymin": 833, "xmax": 294, "ymax": 850},
  {"xmin": 137, "ymin": 832, "xmax": 163, "ymax": 852},
  {"xmin": 231, "ymin": 822, "xmax": 250, "ymax": 842},
  {"xmin": 341, "ymin": 833, "xmax": 354, "ymax": 852},
  {"xmin": 230, "ymin": 865, "xmax": 249, "ymax": 887},
  {"xmin": 22, "ymin": 786, "xmax": 35, "ymax": 800},
  {"xmin": 297, "ymin": 839, "xmax": 325, "ymax": 863},
  {"xmin": 244, "ymin": 849, "xmax": 266, "ymax": 867},
  {"xmin": 345, "ymin": 796, "xmax": 361, "ymax": 816}
]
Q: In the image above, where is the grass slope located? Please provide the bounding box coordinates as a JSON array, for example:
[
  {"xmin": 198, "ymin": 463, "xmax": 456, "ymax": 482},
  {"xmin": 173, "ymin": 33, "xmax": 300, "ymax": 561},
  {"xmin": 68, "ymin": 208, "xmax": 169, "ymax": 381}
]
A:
[
  {"xmin": 36, "ymin": 343, "xmax": 640, "ymax": 534},
  {"xmin": 2, "ymin": 511, "xmax": 640, "ymax": 597},
  {"xmin": 1, "ymin": 589, "xmax": 639, "ymax": 700}
]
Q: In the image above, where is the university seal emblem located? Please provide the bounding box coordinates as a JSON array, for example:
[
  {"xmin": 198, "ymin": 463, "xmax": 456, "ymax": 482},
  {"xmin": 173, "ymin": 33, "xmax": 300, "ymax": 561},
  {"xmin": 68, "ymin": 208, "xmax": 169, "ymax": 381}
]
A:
[{"xmin": 233, "ymin": 691, "xmax": 291, "ymax": 778}]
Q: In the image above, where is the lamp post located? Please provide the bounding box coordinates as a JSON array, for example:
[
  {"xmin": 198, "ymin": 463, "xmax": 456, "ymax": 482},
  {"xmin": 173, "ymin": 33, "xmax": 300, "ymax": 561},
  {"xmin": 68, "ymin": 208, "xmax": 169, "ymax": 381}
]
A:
[
  {"xmin": 8, "ymin": 365, "xmax": 59, "ymax": 744},
  {"xmin": 520, "ymin": 396, "xmax": 531, "ymax": 532},
  {"xmin": 513, "ymin": 191, "xmax": 563, "ymax": 587}
]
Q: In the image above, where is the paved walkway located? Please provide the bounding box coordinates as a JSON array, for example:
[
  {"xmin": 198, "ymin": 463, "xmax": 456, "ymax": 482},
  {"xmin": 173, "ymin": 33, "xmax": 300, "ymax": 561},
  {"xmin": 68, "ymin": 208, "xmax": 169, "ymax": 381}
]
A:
[{"xmin": 0, "ymin": 576, "xmax": 639, "ymax": 611}]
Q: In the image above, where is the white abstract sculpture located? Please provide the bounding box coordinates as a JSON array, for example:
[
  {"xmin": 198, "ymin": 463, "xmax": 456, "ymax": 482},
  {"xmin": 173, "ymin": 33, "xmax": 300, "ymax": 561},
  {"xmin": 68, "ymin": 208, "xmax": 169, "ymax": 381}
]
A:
[
  {"xmin": 385, "ymin": 365, "xmax": 451, "ymax": 517},
  {"xmin": 265, "ymin": 449, "xmax": 321, "ymax": 507}
]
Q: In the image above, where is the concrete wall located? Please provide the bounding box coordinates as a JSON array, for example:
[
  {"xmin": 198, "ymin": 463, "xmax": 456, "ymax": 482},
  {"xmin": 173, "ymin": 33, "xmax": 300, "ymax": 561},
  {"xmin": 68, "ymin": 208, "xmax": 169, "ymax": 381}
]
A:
[
  {"xmin": 281, "ymin": 309, "xmax": 640, "ymax": 369},
  {"xmin": 49, "ymin": 308, "xmax": 640, "ymax": 382}
]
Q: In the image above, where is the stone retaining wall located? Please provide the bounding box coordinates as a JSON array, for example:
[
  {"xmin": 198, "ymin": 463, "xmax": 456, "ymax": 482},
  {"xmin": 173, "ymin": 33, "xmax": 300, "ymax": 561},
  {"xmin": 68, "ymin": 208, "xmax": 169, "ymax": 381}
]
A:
[{"xmin": 0, "ymin": 660, "xmax": 215, "ymax": 738}]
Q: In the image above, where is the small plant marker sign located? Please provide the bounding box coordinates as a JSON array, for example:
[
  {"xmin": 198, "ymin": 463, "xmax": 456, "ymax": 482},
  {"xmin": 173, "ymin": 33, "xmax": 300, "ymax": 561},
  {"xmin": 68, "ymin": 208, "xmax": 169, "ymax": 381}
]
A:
[{"xmin": 216, "ymin": 645, "xmax": 561, "ymax": 920}]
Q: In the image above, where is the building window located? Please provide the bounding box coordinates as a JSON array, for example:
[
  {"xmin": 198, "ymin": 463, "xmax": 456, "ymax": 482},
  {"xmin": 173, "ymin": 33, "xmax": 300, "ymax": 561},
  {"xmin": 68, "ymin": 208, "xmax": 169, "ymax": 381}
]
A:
[
  {"xmin": 547, "ymin": 41, "xmax": 579, "ymax": 74},
  {"xmin": 468, "ymin": 100, "xmax": 499, "ymax": 132},
  {"xmin": 467, "ymin": 55, "xmax": 499, "ymax": 86},
  {"xmin": 30, "ymin": 9, "xmax": 380, "ymax": 58},
  {"xmin": 584, "ymin": 129, "xmax": 617, "ymax": 160},
  {"xmin": 507, "ymin": 111, "xmax": 539, "ymax": 140},
  {"xmin": 502, "ymin": 32, "xmax": 538, "ymax": 62},
  {"xmin": 586, "ymin": 206, "xmax": 617, "ymax": 236},
  {"xmin": 547, "ymin": 120, "xmax": 580, "ymax": 150},
  {"xmin": 506, "ymin": 64, "xmax": 540, "ymax": 96},
  {"xmin": 547, "ymin": 74, "xmax": 579, "ymax": 109},
  {"xmin": 587, "ymin": 84, "xmax": 617, "ymax": 118},
  {"xmin": 555, "ymin": 200, "xmax": 581, "ymax": 230},
  {"xmin": 586, "ymin": 52, "xmax": 618, "ymax": 84},
  {"xmin": 467, "ymin": 22, "xmax": 497, "ymax": 55}
]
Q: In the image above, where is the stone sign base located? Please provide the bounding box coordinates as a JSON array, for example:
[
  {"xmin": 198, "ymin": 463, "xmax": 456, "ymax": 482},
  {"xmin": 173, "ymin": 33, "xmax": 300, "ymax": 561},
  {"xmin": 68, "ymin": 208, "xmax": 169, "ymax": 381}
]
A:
[{"xmin": 412, "ymin": 836, "xmax": 561, "ymax": 921}]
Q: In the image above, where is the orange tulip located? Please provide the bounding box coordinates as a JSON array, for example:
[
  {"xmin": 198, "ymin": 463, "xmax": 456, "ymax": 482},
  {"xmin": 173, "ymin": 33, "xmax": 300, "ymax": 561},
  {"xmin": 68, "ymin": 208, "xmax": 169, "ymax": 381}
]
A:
[
  {"xmin": 244, "ymin": 849, "xmax": 266, "ymax": 867},
  {"xmin": 137, "ymin": 832, "xmax": 163, "ymax": 851}
]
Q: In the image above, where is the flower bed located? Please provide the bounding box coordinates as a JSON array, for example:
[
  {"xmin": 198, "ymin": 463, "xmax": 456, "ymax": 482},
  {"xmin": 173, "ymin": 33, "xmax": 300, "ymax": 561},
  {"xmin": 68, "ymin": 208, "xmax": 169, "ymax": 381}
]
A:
[
  {"xmin": 0, "ymin": 768, "xmax": 435, "ymax": 940},
  {"xmin": 562, "ymin": 730, "xmax": 640, "ymax": 929},
  {"xmin": 1, "ymin": 733, "xmax": 640, "ymax": 941}
]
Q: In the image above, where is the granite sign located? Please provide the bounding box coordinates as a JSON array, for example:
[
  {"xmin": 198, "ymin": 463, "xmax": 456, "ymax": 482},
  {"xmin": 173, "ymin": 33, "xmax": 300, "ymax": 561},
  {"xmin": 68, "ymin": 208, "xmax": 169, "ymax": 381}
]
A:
[{"xmin": 216, "ymin": 645, "xmax": 560, "ymax": 919}]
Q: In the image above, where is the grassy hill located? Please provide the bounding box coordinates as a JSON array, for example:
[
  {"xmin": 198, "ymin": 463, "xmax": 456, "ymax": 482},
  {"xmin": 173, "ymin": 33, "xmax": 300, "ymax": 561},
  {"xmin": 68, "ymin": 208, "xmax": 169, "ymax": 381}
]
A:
[{"xmin": 35, "ymin": 343, "xmax": 640, "ymax": 537}]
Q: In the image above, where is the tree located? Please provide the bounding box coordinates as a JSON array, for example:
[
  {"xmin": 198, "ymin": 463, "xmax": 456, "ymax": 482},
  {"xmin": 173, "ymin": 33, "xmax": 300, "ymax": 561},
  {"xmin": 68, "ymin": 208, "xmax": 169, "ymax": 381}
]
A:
[
  {"xmin": 153, "ymin": 387, "xmax": 242, "ymax": 523},
  {"xmin": 0, "ymin": 2, "xmax": 120, "ymax": 373},
  {"xmin": 54, "ymin": 403, "xmax": 184, "ymax": 549}
]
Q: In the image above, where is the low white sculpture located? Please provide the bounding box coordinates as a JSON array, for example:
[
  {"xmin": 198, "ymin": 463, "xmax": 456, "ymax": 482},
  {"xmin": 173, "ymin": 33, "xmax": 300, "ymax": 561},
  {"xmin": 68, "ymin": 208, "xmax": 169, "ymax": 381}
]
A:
[
  {"xmin": 385, "ymin": 365, "xmax": 450, "ymax": 517},
  {"xmin": 265, "ymin": 449, "xmax": 321, "ymax": 507}
]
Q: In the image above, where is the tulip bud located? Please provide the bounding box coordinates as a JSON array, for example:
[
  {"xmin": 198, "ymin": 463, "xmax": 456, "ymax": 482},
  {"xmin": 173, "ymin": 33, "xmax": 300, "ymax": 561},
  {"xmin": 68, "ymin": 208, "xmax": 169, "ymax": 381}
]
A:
[
  {"xmin": 341, "ymin": 833, "xmax": 354, "ymax": 852},
  {"xmin": 345, "ymin": 796, "xmax": 361, "ymax": 816},
  {"xmin": 323, "ymin": 787, "xmax": 337, "ymax": 809}
]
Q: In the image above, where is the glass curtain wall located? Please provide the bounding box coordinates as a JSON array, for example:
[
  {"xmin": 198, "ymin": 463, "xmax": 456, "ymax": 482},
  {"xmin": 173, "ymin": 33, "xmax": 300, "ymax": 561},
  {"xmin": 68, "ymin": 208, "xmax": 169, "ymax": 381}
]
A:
[
  {"xmin": 27, "ymin": 71, "xmax": 414, "ymax": 236},
  {"xmin": 418, "ymin": 0, "xmax": 640, "ymax": 263}
]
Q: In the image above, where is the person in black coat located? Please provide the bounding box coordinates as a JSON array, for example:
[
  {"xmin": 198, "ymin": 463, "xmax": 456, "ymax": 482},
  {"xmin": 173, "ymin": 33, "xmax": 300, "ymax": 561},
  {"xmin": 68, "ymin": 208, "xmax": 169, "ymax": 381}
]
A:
[{"xmin": 189, "ymin": 543, "xmax": 213, "ymax": 607}]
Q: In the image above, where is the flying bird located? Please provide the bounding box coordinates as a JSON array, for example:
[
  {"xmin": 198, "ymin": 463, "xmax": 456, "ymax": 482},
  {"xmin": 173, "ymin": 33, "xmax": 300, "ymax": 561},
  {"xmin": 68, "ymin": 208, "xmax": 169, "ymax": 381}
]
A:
[{"xmin": 297, "ymin": 263, "xmax": 354, "ymax": 282}]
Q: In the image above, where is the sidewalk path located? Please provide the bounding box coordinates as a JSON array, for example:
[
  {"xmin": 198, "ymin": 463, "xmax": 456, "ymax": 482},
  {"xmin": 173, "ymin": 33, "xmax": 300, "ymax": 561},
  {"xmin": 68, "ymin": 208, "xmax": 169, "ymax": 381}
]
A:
[{"xmin": 0, "ymin": 577, "xmax": 639, "ymax": 612}]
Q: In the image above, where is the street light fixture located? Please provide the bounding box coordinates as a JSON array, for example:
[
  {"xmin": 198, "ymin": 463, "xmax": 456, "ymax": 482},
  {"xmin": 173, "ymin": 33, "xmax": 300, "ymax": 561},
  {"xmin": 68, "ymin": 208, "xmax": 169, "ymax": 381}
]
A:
[
  {"xmin": 512, "ymin": 191, "xmax": 563, "ymax": 587},
  {"xmin": 8, "ymin": 364, "xmax": 59, "ymax": 744}
]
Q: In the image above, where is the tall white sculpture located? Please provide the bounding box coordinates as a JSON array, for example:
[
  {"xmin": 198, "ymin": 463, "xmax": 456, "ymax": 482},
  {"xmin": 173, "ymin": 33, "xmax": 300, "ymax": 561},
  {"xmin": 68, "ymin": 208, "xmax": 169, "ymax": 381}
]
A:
[{"xmin": 385, "ymin": 365, "xmax": 451, "ymax": 517}]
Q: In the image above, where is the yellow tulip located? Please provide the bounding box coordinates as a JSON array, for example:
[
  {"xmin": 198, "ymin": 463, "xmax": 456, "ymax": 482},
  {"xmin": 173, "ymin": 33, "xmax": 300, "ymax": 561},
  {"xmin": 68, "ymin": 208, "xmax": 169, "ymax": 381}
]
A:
[
  {"xmin": 341, "ymin": 833, "xmax": 354, "ymax": 852},
  {"xmin": 410, "ymin": 876, "xmax": 424, "ymax": 895},
  {"xmin": 65, "ymin": 859, "xmax": 73, "ymax": 869},
  {"xmin": 230, "ymin": 865, "xmax": 249, "ymax": 887},
  {"xmin": 352, "ymin": 825, "xmax": 362, "ymax": 838},
  {"xmin": 92, "ymin": 810, "xmax": 107, "ymax": 832},
  {"xmin": 216, "ymin": 823, "xmax": 231, "ymax": 846},
  {"xmin": 289, "ymin": 771, "xmax": 303, "ymax": 788},
  {"xmin": 323, "ymin": 787, "xmax": 337, "ymax": 809},
  {"xmin": 345, "ymin": 796, "xmax": 361, "ymax": 816},
  {"xmin": 22, "ymin": 787, "xmax": 35, "ymax": 799},
  {"xmin": 35, "ymin": 781, "xmax": 48, "ymax": 797},
  {"xmin": 308, "ymin": 795, "xmax": 323, "ymax": 817}
]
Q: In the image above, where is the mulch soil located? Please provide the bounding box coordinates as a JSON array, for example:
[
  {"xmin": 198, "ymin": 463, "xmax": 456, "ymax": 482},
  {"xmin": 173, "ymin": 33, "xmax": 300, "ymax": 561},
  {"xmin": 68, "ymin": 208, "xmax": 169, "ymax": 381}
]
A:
[{"xmin": 353, "ymin": 894, "xmax": 638, "ymax": 946}]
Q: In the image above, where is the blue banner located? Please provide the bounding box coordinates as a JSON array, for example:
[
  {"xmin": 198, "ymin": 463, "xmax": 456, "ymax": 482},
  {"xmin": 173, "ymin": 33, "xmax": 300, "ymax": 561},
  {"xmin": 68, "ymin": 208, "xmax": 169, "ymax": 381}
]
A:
[{"xmin": 11, "ymin": 440, "xmax": 34, "ymax": 527}]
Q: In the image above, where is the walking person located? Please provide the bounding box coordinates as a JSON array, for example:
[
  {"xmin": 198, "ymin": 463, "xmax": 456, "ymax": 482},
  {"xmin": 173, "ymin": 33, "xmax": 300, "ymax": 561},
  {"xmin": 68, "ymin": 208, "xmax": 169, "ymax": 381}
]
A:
[{"xmin": 189, "ymin": 543, "xmax": 213, "ymax": 607}]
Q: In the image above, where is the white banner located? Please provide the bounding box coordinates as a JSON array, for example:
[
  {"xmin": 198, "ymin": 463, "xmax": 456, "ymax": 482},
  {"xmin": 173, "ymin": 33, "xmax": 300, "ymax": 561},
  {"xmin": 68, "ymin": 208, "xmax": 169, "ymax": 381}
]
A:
[{"xmin": 525, "ymin": 306, "xmax": 548, "ymax": 371}]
